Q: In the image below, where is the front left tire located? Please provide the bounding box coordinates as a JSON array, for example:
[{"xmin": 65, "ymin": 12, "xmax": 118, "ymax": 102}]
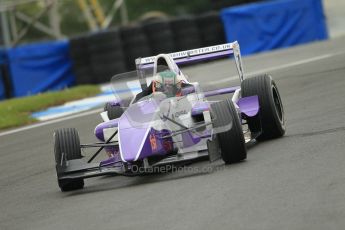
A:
[{"xmin": 211, "ymin": 98, "xmax": 247, "ymax": 164}]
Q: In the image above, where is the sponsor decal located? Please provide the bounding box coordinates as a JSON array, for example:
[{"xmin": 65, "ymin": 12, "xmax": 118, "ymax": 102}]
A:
[
  {"xmin": 150, "ymin": 133, "xmax": 158, "ymax": 151},
  {"xmin": 174, "ymin": 110, "xmax": 188, "ymax": 118},
  {"xmin": 138, "ymin": 43, "xmax": 234, "ymax": 65},
  {"xmin": 163, "ymin": 140, "xmax": 173, "ymax": 152}
]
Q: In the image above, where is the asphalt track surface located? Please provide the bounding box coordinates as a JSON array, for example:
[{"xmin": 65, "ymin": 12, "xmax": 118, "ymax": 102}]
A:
[{"xmin": 1, "ymin": 37, "xmax": 345, "ymax": 230}]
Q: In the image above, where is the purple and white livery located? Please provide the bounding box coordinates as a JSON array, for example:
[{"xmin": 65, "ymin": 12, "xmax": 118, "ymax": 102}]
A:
[{"xmin": 53, "ymin": 41, "xmax": 285, "ymax": 192}]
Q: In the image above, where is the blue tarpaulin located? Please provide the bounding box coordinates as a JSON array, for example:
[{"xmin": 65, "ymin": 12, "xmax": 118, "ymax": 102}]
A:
[
  {"xmin": 7, "ymin": 40, "xmax": 75, "ymax": 97},
  {"xmin": 221, "ymin": 0, "xmax": 328, "ymax": 55},
  {"xmin": 0, "ymin": 49, "xmax": 6, "ymax": 100}
]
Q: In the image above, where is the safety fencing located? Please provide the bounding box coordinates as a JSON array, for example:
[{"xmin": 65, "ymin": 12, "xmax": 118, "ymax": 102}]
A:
[{"xmin": 0, "ymin": 0, "xmax": 328, "ymax": 100}]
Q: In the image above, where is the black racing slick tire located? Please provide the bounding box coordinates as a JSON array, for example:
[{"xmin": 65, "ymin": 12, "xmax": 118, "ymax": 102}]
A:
[
  {"xmin": 196, "ymin": 12, "xmax": 226, "ymax": 46},
  {"xmin": 170, "ymin": 16, "xmax": 201, "ymax": 50},
  {"xmin": 142, "ymin": 20, "xmax": 175, "ymax": 54},
  {"xmin": 104, "ymin": 102, "xmax": 124, "ymax": 120},
  {"xmin": 54, "ymin": 128, "xmax": 84, "ymax": 192},
  {"xmin": 241, "ymin": 74, "xmax": 285, "ymax": 140},
  {"xmin": 211, "ymin": 99, "xmax": 247, "ymax": 164}
]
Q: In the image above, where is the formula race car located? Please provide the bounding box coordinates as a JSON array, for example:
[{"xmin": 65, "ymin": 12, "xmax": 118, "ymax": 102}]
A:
[{"xmin": 53, "ymin": 42, "xmax": 285, "ymax": 191}]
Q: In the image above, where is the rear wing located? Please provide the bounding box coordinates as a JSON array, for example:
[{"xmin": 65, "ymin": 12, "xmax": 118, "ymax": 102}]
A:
[{"xmin": 135, "ymin": 41, "xmax": 245, "ymax": 82}]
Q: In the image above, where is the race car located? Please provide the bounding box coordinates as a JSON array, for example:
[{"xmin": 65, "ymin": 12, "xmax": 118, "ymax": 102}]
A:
[{"xmin": 53, "ymin": 41, "xmax": 285, "ymax": 191}]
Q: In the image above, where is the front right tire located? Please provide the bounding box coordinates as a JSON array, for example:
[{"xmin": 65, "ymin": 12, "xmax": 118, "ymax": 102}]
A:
[
  {"xmin": 104, "ymin": 102, "xmax": 124, "ymax": 120},
  {"xmin": 241, "ymin": 74, "xmax": 285, "ymax": 140},
  {"xmin": 54, "ymin": 128, "xmax": 84, "ymax": 192}
]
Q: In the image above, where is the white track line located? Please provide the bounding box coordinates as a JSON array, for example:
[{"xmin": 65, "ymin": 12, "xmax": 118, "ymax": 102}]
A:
[{"xmin": 1, "ymin": 51, "xmax": 344, "ymax": 137}]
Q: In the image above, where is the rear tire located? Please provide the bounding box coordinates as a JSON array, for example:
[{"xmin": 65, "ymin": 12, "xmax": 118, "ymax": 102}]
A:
[
  {"xmin": 241, "ymin": 74, "xmax": 285, "ymax": 140},
  {"xmin": 211, "ymin": 99, "xmax": 247, "ymax": 164},
  {"xmin": 104, "ymin": 102, "xmax": 124, "ymax": 120},
  {"xmin": 54, "ymin": 128, "xmax": 84, "ymax": 192}
]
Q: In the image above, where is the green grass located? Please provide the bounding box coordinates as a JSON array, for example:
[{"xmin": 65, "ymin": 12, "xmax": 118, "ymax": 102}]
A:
[{"xmin": 0, "ymin": 85, "xmax": 101, "ymax": 130}]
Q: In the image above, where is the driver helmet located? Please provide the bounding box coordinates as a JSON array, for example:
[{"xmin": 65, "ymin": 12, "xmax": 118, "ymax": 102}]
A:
[{"xmin": 152, "ymin": 70, "xmax": 185, "ymax": 97}]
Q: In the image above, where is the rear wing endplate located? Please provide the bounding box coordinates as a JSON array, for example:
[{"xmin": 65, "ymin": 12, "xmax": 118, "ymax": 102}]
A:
[{"xmin": 135, "ymin": 41, "xmax": 245, "ymax": 82}]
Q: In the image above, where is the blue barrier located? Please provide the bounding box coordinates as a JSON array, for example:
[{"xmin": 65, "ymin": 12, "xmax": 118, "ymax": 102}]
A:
[
  {"xmin": 0, "ymin": 49, "xmax": 6, "ymax": 100},
  {"xmin": 221, "ymin": 0, "xmax": 328, "ymax": 55},
  {"xmin": 7, "ymin": 40, "xmax": 76, "ymax": 97}
]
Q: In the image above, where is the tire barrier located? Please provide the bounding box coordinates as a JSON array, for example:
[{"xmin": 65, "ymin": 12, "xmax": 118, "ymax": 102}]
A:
[
  {"xmin": 0, "ymin": 1, "xmax": 329, "ymax": 100},
  {"xmin": 210, "ymin": 0, "xmax": 264, "ymax": 10},
  {"xmin": 170, "ymin": 16, "xmax": 201, "ymax": 51},
  {"xmin": 0, "ymin": 63, "xmax": 12, "ymax": 99},
  {"xmin": 142, "ymin": 20, "xmax": 175, "ymax": 55},
  {"xmin": 196, "ymin": 11, "xmax": 226, "ymax": 47},
  {"xmin": 69, "ymin": 35, "xmax": 94, "ymax": 85},
  {"xmin": 120, "ymin": 25, "xmax": 152, "ymax": 71},
  {"xmin": 68, "ymin": 13, "xmax": 227, "ymax": 86},
  {"xmin": 86, "ymin": 29, "xmax": 127, "ymax": 83},
  {"xmin": 0, "ymin": 49, "xmax": 12, "ymax": 99}
]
